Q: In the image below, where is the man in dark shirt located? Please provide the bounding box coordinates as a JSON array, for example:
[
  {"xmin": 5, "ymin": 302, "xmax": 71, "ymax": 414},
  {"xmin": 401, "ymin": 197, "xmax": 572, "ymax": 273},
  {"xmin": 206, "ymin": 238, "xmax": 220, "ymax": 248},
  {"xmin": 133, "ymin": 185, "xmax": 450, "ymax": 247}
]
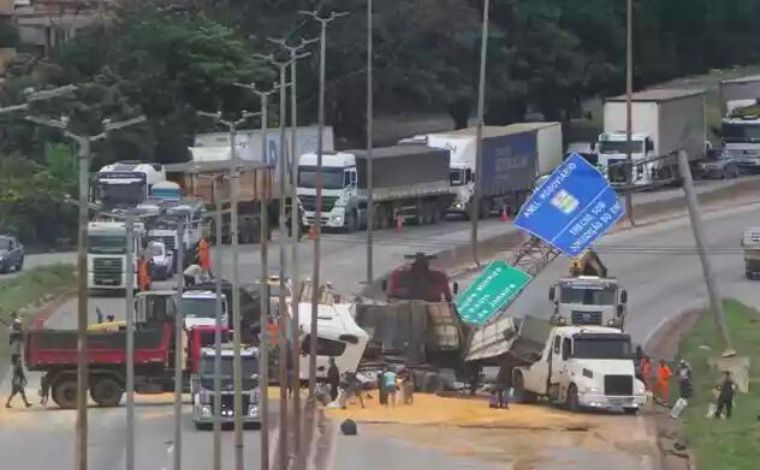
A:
[
  {"xmin": 715, "ymin": 371, "xmax": 737, "ymax": 419},
  {"xmin": 327, "ymin": 358, "xmax": 340, "ymax": 402}
]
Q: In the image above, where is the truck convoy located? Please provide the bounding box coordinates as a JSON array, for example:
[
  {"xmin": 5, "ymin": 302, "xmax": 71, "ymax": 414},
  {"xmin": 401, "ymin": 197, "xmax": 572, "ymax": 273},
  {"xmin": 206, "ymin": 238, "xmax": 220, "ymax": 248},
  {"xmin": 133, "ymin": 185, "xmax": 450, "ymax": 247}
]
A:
[
  {"xmin": 507, "ymin": 316, "xmax": 646, "ymax": 413},
  {"xmin": 424, "ymin": 123, "xmax": 563, "ymax": 218},
  {"xmin": 599, "ymin": 89, "xmax": 707, "ymax": 186},
  {"xmin": 297, "ymin": 144, "xmax": 454, "ymax": 231}
]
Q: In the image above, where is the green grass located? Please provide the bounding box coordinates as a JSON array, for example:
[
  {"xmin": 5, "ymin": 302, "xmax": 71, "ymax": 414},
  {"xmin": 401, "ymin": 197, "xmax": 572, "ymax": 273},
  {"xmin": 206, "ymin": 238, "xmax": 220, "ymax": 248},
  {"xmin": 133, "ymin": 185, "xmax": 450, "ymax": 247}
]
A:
[
  {"xmin": 679, "ymin": 299, "xmax": 760, "ymax": 470},
  {"xmin": 0, "ymin": 264, "xmax": 76, "ymax": 363}
]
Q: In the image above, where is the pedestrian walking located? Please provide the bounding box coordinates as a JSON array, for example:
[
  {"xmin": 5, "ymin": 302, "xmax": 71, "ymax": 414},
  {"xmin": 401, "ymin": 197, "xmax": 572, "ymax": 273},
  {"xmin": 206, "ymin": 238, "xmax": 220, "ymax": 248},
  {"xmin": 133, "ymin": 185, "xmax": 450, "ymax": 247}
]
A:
[
  {"xmin": 5, "ymin": 362, "xmax": 32, "ymax": 408},
  {"xmin": 382, "ymin": 367, "xmax": 398, "ymax": 407},
  {"xmin": 198, "ymin": 236, "xmax": 211, "ymax": 276},
  {"xmin": 401, "ymin": 369, "xmax": 415, "ymax": 405},
  {"xmin": 377, "ymin": 370, "xmax": 387, "ymax": 405},
  {"xmin": 714, "ymin": 371, "xmax": 737, "ymax": 419},
  {"xmin": 327, "ymin": 357, "xmax": 341, "ymax": 402},
  {"xmin": 657, "ymin": 359, "xmax": 673, "ymax": 402},
  {"xmin": 9, "ymin": 314, "xmax": 23, "ymax": 366},
  {"xmin": 137, "ymin": 255, "xmax": 151, "ymax": 291},
  {"xmin": 39, "ymin": 374, "xmax": 50, "ymax": 406},
  {"xmin": 677, "ymin": 360, "xmax": 693, "ymax": 399},
  {"xmin": 341, "ymin": 371, "xmax": 365, "ymax": 409}
]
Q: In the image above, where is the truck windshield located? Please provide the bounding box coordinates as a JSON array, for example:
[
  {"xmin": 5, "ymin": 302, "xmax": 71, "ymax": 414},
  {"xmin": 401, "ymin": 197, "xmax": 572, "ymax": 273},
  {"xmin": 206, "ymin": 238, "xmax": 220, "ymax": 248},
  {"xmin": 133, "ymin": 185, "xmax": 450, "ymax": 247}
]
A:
[
  {"xmin": 298, "ymin": 166, "xmax": 345, "ymax": 189},
  {"xmin": 573, "ymin": 337, "xmax": 632, "ymax": 359},
  {"xmin": 722, "ymin": 122, "xmax": 760, "ymax": 143},
  {"xmin": 183, "ymin": 298, "xmax": 226, "ymax": 318},
  {"xmin": 88, "ymin": 235, "xmax": 127, "ymax": 254},
  {"xmin": 560, "ymin": 285, "xmax": 616, "ymax": 305},
  {"xmin": 98, "ymin": 181, "xmax": 146, "ymax": 207},
  {"xmin": 200, "ymin": 356, "xmax": 258, "ymax": 388},
  {"xmin": 598, "ymin": 140, "xmax": 644, "ymax": 155},
  {"xmin": 449, "ymin": 169, "xmax": 466, "ymax": 186}
]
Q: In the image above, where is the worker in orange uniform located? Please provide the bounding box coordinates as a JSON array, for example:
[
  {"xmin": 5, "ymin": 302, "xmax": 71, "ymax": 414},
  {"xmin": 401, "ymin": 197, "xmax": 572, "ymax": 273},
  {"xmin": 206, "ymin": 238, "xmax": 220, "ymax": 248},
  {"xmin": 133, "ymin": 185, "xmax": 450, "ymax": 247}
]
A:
[
  {"xmin": 656, "ymin": 359, "xmax": 672, "ymax": 402},
  {"xmin": 137, "ymin": 255, "xmax": 151, "ymax": 292},
  {"xmin": 198, "ymin": 237, "xmax": 211, "ymax": 278}
]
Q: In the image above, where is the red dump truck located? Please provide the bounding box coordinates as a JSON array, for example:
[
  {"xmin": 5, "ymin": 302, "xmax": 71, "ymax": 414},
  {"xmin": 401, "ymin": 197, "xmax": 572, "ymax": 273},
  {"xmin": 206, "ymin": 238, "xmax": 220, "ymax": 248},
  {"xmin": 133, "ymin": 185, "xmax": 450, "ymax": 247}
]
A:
[{"xmin": 25, "ymin": 292, "xmax": 230, "ymax": 409}]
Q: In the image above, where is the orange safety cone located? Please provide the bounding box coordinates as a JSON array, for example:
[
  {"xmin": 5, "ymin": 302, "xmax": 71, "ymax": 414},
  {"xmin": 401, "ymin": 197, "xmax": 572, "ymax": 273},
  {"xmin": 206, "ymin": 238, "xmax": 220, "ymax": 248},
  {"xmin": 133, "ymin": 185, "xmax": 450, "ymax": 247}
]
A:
[
  {"xmin": 395, "ymin": 215, "xmax": 403, "ymax": 233},
  {"xmin": 500, "ymin": 207, "xmax": 510, "ymax": 222}
]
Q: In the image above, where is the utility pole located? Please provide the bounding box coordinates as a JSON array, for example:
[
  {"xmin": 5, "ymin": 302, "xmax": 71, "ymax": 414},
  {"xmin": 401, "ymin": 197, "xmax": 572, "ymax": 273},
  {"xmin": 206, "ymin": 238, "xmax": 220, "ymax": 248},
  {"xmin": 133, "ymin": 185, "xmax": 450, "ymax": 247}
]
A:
[
  {"xmin": 25, "ymin": 113, "xmax": 146, "ymax": 470},
  {"xmin": 125, "ymin": 213, "xmax": 135, "ymax": 470},
  {"xmin": 299, "ymin": 7, "xmax": 349, "ymax": 403},
  {"xmin": 173, "ymin": 217, "xmax": 185, "ymax": 470},
  {"xmin": 471, "ymin": 0, "xmax": 491, "ymax": 266},
  {"xmin": 234, "ymin": 82, "xmax": 276, "ymax": 470},
  {"xmin": 677, "ymin": 151, "xmax": 734, "ymax": 353},
  {"xmin": 625, "ymin": 0, "xmax": 635, "ymax": 225},
  {"xmin": 366, "ymin": 0, "xmax": 375, "ymax": 288},
  {"xmin": 266, "ymin": 37, "xmax": 315, "ymax": 469},
  {"xmin": 197, "ymin": 110, "xmax": 257, "ymax": 470}
]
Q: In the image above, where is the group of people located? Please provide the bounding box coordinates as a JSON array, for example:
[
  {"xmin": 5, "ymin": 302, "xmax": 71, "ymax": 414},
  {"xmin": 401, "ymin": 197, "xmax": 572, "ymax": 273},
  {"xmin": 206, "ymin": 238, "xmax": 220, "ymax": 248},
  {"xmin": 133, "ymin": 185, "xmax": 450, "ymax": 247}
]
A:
[
  {"xmin": 183, "ymin": 237, "xmax": 211, "ymax": 287},
  {"xmin": 635, "ymin": 346, "xmax": 737, "ymax": 419},
  {"xmin": 324, "ymin": 359, "xmax": 416, "ymax": 409}
]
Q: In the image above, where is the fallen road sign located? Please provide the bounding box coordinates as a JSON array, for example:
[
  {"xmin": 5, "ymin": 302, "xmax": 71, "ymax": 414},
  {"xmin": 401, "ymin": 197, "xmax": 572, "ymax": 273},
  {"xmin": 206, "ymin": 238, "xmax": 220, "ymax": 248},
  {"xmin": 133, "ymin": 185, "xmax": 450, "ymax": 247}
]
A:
[
  {"xmin": 455, "ymin": 261, "xmax": 532, "ymax": 325},
  {"xmin": 514, "ymin": 153, "xmax": 625, "ymax": 257}
]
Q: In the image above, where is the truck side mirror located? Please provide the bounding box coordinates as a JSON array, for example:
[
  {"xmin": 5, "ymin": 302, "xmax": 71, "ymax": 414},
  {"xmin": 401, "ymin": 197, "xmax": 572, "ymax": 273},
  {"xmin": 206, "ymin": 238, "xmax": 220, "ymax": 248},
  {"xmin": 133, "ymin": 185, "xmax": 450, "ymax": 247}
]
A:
[
  {"xmin": 620, "ymin": 290, "xmax": 628, "ymax": 304},
  {"xmin": 617, "ymin": 304, "xmax": 625, "ymax": 316},
  {"xmin": 548, "ymin": 287, "xmax": 555, "ymax": 302},
  {"xmin": 645, "ymin": 139, "xmax": 654, "ymax": 152},
  {"xmin": 452, "ymin": 282, "xmax": 459, "ymax": 295}
]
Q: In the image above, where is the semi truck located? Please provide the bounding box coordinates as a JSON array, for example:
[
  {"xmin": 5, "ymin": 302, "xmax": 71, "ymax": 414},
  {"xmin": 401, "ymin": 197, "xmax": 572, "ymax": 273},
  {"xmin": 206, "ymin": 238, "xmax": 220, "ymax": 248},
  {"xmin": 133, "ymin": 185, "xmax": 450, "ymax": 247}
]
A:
[
  {"xmin": 87, "ymin": 220, "xmax": 147, "ymax": 293},
  {"xmin": 717, "ymin": 78, "xmax": 760, "ymax": 170},
  {"xmin": 297, "ymin": 143, "xmax": 454, "ymax": 231},
  {"xmin": 95, "ymin": 161, "xmax": 167, "ymax": 209},
  {"xmin": 599, "ymin": 88, "xmax": 707, "ymax": 186},
  {"xmin": 191, "ymin": 345, "xmax": 261, "ymax": 429},
  {"xmin": 423, "ymin": 123, "xmax": 563, "ymax": 218},
  {"xmin": 507, "ymin": 316, "xmax": 647, "ymax": 413}
]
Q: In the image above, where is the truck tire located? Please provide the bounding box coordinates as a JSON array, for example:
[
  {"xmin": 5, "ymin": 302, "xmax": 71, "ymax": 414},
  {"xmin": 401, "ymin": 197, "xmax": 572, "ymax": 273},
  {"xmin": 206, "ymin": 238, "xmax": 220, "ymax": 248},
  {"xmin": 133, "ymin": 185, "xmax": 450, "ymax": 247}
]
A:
[
  {"xmin": 623, "ymin": 407, "xmax": 639, "ymax": 415},
  {"xmin": 512, "ymin": 371, "xmax": 536, "ymax": 403},
  {"xmin": 52, "ymin": 378, "xmax": 78, "ymax": 409},
  {"xmin": 91, "ymin": 377, "xmax": 124, "ymax": 407},
  {"xmin": 565, "ymin": 384, "xmax": 580, "ymax": 412}
]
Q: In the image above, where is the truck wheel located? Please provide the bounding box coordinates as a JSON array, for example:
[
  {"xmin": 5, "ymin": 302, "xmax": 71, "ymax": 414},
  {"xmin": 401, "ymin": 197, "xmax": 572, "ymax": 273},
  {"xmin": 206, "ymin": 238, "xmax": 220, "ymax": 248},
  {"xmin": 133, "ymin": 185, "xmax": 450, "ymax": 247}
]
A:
[
  {"xmin": 52, "ymin": 379, "xmax": 78, "ymax": 409},
  {"xmin": 565, "ymin": 384, "xmax": 580, "ymax": 412},
  {"xmin": 91, "ymin": 377, "xmax": 124, "ymax": 407},
  {"xmin": 623, "ymin": 407, "xmax": 639, "ymax": 415},
  {"xmin": 512, "ymin": 371, "xmax": 536, "ymax": 403}
]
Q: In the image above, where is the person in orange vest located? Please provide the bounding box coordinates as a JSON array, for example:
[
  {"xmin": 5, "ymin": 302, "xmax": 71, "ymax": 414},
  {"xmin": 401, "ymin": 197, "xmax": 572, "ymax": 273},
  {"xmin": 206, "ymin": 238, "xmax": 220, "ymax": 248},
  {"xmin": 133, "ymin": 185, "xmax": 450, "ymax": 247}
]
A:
[
  {"xmin": 198, "ymin": 237, "xmax": 211, "ymax": 277},
  {"xmin": 656, "ymin": 359, "xmax": 672, "ymax": 402},
  {"xmin": 137, "ymin": 255, "xmax": 151, "ymax": 292}
]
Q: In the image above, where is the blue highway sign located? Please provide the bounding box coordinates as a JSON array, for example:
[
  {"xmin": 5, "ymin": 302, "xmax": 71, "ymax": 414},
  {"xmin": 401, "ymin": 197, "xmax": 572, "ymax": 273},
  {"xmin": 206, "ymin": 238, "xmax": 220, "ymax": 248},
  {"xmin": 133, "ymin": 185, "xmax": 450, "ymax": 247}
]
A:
[{"xmin": 514, "ymin": 153, "xmax": 624, "ymax": 257}]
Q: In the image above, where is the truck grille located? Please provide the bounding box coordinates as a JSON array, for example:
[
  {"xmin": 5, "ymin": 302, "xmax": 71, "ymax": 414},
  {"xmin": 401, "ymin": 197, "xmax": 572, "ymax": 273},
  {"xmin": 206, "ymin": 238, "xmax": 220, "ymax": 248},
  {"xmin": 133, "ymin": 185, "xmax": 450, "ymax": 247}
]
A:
[
  {"xmin": 604, "ymin": 375, "xmax": 633, "ymax": 396},
  {"xmin": 300, "ymin": 195, "xmax": 338, "ymax": 212},
  {"xmin": 571, "ymin": 310, "xmax": 603, "ymax": 325},
  {"xmin": 93, "ymin": 258, "xmax": 123, "ymax": 285},
  {"xmin": 212, "ymin": 393, "xmax": 251, "ymax": 414}
]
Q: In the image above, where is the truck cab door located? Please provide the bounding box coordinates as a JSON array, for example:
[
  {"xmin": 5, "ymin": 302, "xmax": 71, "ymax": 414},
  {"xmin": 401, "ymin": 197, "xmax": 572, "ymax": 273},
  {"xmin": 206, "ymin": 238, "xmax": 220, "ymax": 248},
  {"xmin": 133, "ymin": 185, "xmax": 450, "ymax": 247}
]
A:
[
  {"xmin": 526, "ymin": 336, "xmax": 556, "ymax": 394},
  {"xmin": 550, "ymin": 337, "xmax": 572, "ymax": 396}
]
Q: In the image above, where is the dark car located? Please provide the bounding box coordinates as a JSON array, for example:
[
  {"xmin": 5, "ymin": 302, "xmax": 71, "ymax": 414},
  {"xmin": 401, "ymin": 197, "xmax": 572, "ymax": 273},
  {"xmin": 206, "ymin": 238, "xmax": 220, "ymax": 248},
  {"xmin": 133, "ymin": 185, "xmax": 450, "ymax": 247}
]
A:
[{"xmin": 0, "ymin": 235, "xmax": 24, "ymax": 273}]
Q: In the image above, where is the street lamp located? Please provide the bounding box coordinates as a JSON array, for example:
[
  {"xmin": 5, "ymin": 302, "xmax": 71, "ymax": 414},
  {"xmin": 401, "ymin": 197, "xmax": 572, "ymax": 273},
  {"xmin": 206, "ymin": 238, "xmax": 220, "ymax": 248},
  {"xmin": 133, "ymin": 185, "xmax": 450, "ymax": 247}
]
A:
[
  {"xmin": 366, "ymin": 0, "xmax": 375, "ymax": 289},
  {"xmin": 25, "ymin": 113, "xmax": 146, "ymax": 470},
  {"xmin": 196, "ymin": 109, "xmax": 258, "ymax": 470},
  {"xmin": 471, "ymin": 0, "xmax": 491, "ymax": 266},
  {"xmin": 298, "ymin": 7, "xmax": 349, "ymax": 404}
]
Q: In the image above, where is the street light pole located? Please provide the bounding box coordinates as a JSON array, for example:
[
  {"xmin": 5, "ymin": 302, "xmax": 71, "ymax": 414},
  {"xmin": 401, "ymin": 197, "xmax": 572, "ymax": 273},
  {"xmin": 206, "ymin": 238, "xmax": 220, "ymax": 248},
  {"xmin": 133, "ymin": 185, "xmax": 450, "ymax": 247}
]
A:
[
  {"xmin": 212, "ymin": 176, "xmax": 223, "ymax": 470},
  {"xmin": 298, "ymin": 7, "xmax": 349, "ymax": 403},
  {"xmin": 173, "ymin": 217, "xmax": 185, "ymax": 470},
  {"xmin": 25, "ymin": 113, "xmax": 146, "ymax": 470},
  {"xmin": 366, "ymin": 0, "xmax": 374, "ymax": 287},
  {"xmin": 197, "ymin": 110, "xmax": 257, "ymax": 470},
  {"xmin": 125, "ymin": 213, "xmax": 135, "ymax": 470},
  {"xmin": 471, "ymin": 0, "xmax": 490, "ymax": 266},
  {"xmin": 625, "ymin": 0, "xmax": 635, "ymax": 225}
]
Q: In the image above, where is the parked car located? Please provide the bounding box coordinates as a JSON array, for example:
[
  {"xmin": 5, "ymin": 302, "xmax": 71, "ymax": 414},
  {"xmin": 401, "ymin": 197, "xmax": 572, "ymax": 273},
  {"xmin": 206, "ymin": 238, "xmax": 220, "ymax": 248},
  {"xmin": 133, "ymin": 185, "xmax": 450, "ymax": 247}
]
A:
[
  {"xmin": 696, "ymin": 149, "xmax": 742, "ymax": 179},
  {"xmin": 0, "ymin": 235, "xmax": 24, "ymax": 273}
]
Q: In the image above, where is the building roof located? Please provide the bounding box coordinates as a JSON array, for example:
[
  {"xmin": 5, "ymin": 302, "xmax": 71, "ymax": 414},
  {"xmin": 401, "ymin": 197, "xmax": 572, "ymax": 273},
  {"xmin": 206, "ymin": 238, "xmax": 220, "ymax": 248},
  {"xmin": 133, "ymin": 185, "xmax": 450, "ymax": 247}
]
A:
[{"xmin": 606, "ymin": 88, "xmax": 706, "ymax": 103}]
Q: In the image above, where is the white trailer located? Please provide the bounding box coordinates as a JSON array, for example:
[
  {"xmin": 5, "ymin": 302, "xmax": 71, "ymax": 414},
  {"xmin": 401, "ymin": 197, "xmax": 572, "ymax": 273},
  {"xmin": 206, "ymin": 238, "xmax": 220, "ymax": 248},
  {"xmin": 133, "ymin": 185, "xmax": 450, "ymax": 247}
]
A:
[
  {"xmin": 599, "ymin": 88, "xmax": 707, "ymax": 186},
  {"xmin": 720, "ymin": 75, "xmax": 760, "ymax": 117}
]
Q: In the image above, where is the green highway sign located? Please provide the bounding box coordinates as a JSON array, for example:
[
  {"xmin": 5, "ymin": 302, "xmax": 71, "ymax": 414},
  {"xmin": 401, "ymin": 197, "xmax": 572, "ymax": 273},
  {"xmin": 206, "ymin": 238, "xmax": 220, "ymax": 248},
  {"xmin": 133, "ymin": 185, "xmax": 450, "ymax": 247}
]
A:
[{"xmin": 455, "ymin": 261, "xmax": 532, "ymax": 325}]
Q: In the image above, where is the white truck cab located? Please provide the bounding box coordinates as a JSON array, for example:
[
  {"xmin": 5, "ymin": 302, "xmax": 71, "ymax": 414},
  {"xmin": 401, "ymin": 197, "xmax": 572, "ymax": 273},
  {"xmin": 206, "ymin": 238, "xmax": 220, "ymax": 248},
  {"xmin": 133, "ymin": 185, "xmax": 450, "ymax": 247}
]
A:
[
  {"xmin": 513, "ymin": 325, "xmax": 646, "ymax": 413},
  {"xmin": 597, "ymin": 132, "xmax": 654, "ymax": 184},
  {"xmin": 87, "ymin": 220, "xmax": 145, "ymax": 292},
  {"xmin": 549, "ymin": 276, "xmax": 628, "ymax": 328},
  {"xmin": 182, "ymin": 290, "xmax": 229, "ymax": 330},
  {"xmin": 297, "ymin": 152, "xmax": 358, "ymax": 230}
]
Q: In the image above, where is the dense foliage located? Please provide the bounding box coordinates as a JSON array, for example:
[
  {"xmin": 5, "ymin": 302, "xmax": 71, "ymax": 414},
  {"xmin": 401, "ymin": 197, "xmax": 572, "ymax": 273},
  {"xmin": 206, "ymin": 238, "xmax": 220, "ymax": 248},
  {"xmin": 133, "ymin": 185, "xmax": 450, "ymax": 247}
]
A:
[{"xmin": 3, "ymin": 0, "xmax": 760, "ymax": 247}]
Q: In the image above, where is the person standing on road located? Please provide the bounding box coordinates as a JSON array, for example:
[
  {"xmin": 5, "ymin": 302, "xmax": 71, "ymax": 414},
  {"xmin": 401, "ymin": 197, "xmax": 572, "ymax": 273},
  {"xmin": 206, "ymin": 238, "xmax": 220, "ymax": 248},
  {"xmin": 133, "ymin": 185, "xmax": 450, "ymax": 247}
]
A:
[
  {"xmin": 198, "ymin": 236, "xmax": 211, "ymax": 277},
  {"xmin": 715, "ymin": 371, "xmax": 737, "ymax": 419},
  {"xmin": 327, "ymin": 358, "xmax": 341, "ymax": 402},
  {"xmin": 401, "ymin": 368, "xmax": 415, "ymax": 405},
  {"xmin": 382, "ymin": 367, "xmax": 398, "ymax": 407},
  {"xmin": 677, "ymin": 360, "xmax": 693, "ymax": 399},
  {"xmin": 8, "ymin": 313, "xmax": 23, "ymax": 366},
  {"xmin": 657, "ymin": 360, "xmax": 673, "ymax": 402},
  {"xmin": 5, "ymin": 361, "xmax": 32, "ymax": 408}
]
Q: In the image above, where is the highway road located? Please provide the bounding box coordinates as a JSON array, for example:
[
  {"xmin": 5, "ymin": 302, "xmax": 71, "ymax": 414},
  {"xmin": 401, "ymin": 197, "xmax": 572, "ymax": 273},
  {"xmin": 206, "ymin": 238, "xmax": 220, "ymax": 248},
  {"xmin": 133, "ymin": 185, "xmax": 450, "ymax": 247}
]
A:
[{"xmin": 2, "ymin": 179, "xmax": 759, "ymax": 469}]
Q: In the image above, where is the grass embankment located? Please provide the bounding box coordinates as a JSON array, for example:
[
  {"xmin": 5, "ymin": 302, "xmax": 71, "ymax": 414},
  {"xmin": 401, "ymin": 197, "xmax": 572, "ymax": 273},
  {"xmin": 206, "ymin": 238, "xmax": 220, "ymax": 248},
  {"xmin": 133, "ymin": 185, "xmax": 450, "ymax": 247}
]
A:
[
  {"xmin": 679, "ymin": 299, "xmax": 760, "ymax": 470},
  {"xmin": 0, "ymin": 264, "xmax": 76, "ymax": 363}
]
